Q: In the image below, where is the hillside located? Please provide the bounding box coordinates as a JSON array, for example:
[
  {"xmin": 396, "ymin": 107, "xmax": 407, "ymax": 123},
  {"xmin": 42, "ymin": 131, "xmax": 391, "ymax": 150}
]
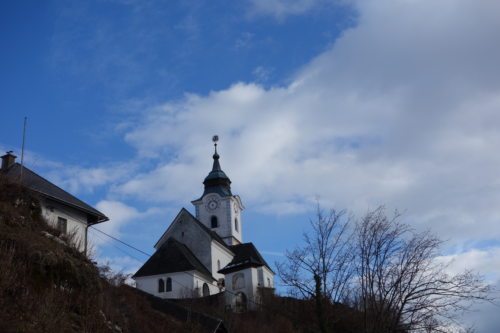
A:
[
  {"xmin": 0, "ymin": 176, "xmax": 217, "ymax": 333},
  {"xmin": 0, "ymin": 175, "xmax": 363, "ymax": 333}
]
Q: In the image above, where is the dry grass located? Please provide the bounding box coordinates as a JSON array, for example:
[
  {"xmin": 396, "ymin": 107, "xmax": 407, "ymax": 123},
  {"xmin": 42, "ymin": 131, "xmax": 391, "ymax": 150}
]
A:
[{"xmin": 0, "ymin": 176, "xmax": 185, "ymax": 333}]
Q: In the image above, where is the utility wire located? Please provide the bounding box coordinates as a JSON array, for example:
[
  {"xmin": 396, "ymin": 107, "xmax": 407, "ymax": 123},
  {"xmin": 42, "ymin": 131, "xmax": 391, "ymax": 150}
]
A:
[
  {"xmin": 89, "ymin": 229, "xmax": 145, "ymax": 263},
  {"xmin": 90, "ymin": 226, "xmax": 151, "ymax": 257},
  {"xmin": 88, "ymin": 225, "xmax": 311, "ymax": 330},
  {"xmin": 89, "ymin": 227, "xmax": 215, "ymax": 292},
  {"xmin": 90, "ymin": 227, "xmax": 268, "ymax": 302}
]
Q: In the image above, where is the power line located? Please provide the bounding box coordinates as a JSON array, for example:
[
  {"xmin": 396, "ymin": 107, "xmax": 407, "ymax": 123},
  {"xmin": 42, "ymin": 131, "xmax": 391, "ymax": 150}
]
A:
[
  {"xmin": 89, "ymin": 229, "xmax": 145, "ymax": 263},
  {"xmin": 88, "ymin": 225, "xmax": 311, "ymax": 329},
  {"xmin": 88, "ymin": 229, "xmax": 207, "ymax": 293},
  {"xmin": 90, "ymin": 226, "xmax": 151, "ymax": 257}
]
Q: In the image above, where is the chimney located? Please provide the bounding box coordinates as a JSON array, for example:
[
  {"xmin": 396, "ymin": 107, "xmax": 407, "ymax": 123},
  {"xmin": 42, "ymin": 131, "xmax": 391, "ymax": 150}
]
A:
[{"xmin": 1, "ymin": 151, "xmax": 16, "ymax": 171}]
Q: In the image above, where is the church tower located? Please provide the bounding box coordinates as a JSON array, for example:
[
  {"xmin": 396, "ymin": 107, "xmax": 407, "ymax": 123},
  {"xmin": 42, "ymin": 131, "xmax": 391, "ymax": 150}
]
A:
[{"xmin": 191, "ymin": 136, "xmax": 244, "ymax": 246}]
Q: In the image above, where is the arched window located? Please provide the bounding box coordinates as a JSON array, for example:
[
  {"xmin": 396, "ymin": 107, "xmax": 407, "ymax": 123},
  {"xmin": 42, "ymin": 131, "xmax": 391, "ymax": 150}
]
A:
[
  {"xmin": 217, "ymin": 260, "xmax": 221, "ymax": 271},
  {"xmin": 166, "ymin": 277, "xmax": 172, "ymax": 292},
  {"xmin": 235, "ymin": 218, "xmax": 239, "ymax": 232},
  {"xmin": 211, "ymin": 216, "xmax": 218, "ymax": 228},
  {"xmin": 202, "ymin": 283, "xmax": 210, "ymax": 297},
  {"xmin": 232, "ymin": 273, "xmax": 245, "ymax": 290},
  {"xmin": 158, "ymin": 279, "xmax": 165, "ymax": 293},
  {"xmin": 267, "ymin": 277, "xmax": 271, "ymax": 287}
]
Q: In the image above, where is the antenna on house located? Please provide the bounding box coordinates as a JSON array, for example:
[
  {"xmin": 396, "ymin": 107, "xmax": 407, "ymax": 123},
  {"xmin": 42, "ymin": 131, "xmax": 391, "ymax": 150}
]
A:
[{"xmin": 20, "ymin": 116, "xmax": 27, "ymax": 181}]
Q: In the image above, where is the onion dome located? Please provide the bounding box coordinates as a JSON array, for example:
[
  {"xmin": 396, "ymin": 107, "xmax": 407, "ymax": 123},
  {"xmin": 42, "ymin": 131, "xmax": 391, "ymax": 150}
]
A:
[{"xmin": 202, "ymin": 136, "xmax": 232, "ymax": 197}]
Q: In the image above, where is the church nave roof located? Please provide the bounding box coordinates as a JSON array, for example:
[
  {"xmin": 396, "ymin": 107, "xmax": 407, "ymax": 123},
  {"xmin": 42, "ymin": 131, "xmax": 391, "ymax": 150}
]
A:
[{"xmin": 133, "ymin": 238, "xmax": 215, "ymax": 281}]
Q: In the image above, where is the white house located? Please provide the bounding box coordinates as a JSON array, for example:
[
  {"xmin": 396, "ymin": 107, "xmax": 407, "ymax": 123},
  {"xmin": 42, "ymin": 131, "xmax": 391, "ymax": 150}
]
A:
[
  {"xmin": 1, "ymin": 151, "xmax": 108, "ymax": 253},
  {"xmin": 133, "ymin": 139, "xmax": 274, "ymax": 310}
]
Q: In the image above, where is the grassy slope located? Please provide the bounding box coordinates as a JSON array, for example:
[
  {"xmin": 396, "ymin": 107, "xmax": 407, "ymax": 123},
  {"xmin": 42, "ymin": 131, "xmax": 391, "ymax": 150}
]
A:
[
  {"xmin": 0, "ymin": 177, "xmax": 184, "ymax": 333},
  {"xmin": 0, "ymin": 175, "xmax": 362, "ymax": 333}
]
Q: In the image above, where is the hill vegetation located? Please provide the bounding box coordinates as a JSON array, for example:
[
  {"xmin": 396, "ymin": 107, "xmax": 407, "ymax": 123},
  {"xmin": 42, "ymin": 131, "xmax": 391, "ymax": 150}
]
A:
[
  {"xmin": 2, "ymin": 174, "xmax": 490, "ymax": 333},
  {"xmin": 0, "ymin": 175, "xmax": 371, "ymax": 333},
  {"xmin": 0, "ymin": 176, "xmax": 189, "ymax": 332}
]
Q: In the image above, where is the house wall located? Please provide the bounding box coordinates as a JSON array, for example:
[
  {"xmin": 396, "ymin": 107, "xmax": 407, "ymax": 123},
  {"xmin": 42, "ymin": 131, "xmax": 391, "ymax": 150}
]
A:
[{"xmin": 40, "ymin": 199, "xmax": 88, "ymax": 252}]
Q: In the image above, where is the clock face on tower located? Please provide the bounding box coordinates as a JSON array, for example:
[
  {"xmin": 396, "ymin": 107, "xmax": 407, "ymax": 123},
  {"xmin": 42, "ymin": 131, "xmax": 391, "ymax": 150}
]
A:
[{"xmin": 207, "ymin": 199, "xmax": 219, "ymax": 211}]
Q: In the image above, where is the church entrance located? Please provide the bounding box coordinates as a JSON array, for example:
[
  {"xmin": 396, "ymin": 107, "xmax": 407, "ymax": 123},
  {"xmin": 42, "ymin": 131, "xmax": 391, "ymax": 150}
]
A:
[
  {"xmin": 202, "ymin": 283, "xmax": 210, "ymax": 297},
  {"xmin": 234, "ymin": 292, "xmax": 247, "ymax": 312}
]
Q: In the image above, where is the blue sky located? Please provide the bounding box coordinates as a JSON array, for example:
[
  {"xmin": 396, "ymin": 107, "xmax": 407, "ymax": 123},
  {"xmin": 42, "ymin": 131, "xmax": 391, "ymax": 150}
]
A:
[
  {"xmin": 2, "ymin": 0, "xmax": 500, "ymax": 329},
  {"xmin": 0, "ymin": 0, "xmax": 356, "ymax": 263}
]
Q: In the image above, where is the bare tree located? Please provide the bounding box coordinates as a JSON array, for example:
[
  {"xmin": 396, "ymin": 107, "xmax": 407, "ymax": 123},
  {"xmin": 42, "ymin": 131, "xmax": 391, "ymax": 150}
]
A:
[
  {"xmin": 355, "ymin": 207, "xmax": 492, "ymax": 333},
  {"xmin": 276, "ymin": 205, "xmax": 356, "ymax": 331}
]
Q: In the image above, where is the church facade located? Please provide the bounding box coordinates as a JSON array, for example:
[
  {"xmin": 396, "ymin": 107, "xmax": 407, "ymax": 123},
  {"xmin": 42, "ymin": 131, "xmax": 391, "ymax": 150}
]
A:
[{"xmin": 133, "ymin": 140, "xmax": 274, "ymax": 310}]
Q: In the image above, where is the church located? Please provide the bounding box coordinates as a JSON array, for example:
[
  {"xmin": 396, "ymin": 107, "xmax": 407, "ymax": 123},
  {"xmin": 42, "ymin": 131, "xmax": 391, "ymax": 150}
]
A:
[{"xmin": 133, "ymin": 137, "xmax": 274, "ymax": 310}]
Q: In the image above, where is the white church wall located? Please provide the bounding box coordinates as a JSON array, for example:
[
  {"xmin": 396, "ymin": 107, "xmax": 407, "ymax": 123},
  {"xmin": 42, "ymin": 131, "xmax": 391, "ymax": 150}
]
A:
[
  {"xmin": 193, "ymin": 272, "xmax": 219, "ymax": 297},
  {"xmin": 135, "ymin": 272, "xmax": 196, "ymax": 299},
  {"xmin": 229, "ymin": 196, "xmax": 243, "ymax": 244},
  {"xmin": 224, "ymin": 267, "xmax": 261, "ymax": 310},
  {"xmin": 196, "ymin": 194, "xmax": 230, "ymax": 235},
  {"xmin": 211, "ymin": 241, "xmax": 234, "ymax": 279},
  {"xmin": 41, "ymin": 199, "xmax": 87, "ymax": 252},
  {"xmin": 194, "ymin": 194, "xmax": 242, "ymax": 245},
  {"xmin": 160, "ymin": 212, "xmax": 213, "ymax": 272},
  {"xmin": 262, "ymin": 266, "xmax": 274, "ymax": 288}
]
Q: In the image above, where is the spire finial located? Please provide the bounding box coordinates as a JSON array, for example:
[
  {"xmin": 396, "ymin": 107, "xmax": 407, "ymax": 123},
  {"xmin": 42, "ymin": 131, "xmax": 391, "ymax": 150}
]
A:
[
  {"xmin": 212, "ymin": 135, "xmax": 219, "ymax": 156},
  {"xmin": 200, "ymin": 134, "xmax": 232, "ymax": 197}
]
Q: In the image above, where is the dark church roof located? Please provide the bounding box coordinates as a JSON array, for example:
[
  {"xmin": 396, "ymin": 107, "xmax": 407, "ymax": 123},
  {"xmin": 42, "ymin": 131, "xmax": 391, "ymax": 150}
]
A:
[
  {"xmin": 218, "ymin": 242, "xmax": 274, "ymax": 274},
  {"xmin": 134, "ymin": 238, "xmax": 215, "ymax": 280},
  {"xmin": 195, "ymin": 144, "xmax": 232, "ymax": 200},
  {"xmin": 2, "ymin": 161, "xmax": 108, "ymax": 224}
]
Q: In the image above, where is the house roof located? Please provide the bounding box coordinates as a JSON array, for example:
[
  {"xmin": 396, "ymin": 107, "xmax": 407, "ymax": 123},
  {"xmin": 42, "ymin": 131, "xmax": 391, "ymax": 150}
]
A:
[
  {"xmin": 218, "ymin": 242, "xmax": 274, "ymax": 274},
  {"xmin": 133, "ymin": 238, "xmax": 215, "ymax": 281},
  {"xmin": 2, "ymin": 163, "xmax": 108, "ymax": 224},
  {"xmin": 154, "ymin": 208, "xmax": 233, "ymax": 254}
]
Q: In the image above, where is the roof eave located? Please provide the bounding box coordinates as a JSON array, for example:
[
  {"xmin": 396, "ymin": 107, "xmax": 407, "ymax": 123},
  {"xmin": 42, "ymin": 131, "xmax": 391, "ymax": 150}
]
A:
[{"xmin": 39, "ymin": 192, "xmax": 108, "ymax": 223}]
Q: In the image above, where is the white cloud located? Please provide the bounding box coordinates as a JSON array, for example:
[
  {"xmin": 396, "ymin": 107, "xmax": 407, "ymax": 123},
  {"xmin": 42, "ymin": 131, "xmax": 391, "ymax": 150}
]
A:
[
  {"xmin": 252, "ymin": 66, "xmax": 274, "ymax": 83},
  {"xmin": 97, "ymin": 255, "xmax": 143, "ymax": 276},
  {"xmin": 436, "ymin": 247, "xmax": 500, "ymax": 282},
  {"xmin": 46, "ymin": 163, "xmax": 135, "ymax": 195},
  {"xmin": 247, "ymin": 0, "xmax": 330, "ymax": 20},
  {"xmin": 463, "ymin": 279, "xmax": 500, "ymax": 333},
  {"xmin": 1, "ymin": 148, "xmax": 137, "ymax": 196},
  {"xmin": 91, "ymin": 200, "xmax": 159, "ymax": 246},
  {"xmin": 113, "ymin": 0, "xmax": 500, "ymax": 251},
  {"xmin": 235, "ymin": 32, "xmax": 255, "ymax": 49}
]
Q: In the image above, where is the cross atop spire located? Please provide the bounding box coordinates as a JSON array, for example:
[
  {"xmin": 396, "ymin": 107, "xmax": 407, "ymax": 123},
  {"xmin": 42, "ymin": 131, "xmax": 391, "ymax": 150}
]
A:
[
  {"xmin": 212, "ymin": 135, "xmax": 221, "ymax": 171},
  {"xmin": 212, "ymin": 135, "xmax": 219, "ymax": 153}
]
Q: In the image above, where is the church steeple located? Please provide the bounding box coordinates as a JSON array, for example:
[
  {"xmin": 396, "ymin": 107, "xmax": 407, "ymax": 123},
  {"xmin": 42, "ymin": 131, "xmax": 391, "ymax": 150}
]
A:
[
  {"xmin": 202, "ymin": 136, "xmax": 232, "ymax": 197},
  {"xmin": 192, "ymin": 135, "xmax": 244, "ymax": 246}
]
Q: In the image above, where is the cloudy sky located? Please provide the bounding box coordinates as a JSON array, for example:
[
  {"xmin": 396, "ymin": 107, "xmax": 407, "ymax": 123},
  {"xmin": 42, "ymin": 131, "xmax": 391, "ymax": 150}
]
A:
[{"xmin": 1, "ymin": 0, "xmax": 500, "ymax": 329}]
